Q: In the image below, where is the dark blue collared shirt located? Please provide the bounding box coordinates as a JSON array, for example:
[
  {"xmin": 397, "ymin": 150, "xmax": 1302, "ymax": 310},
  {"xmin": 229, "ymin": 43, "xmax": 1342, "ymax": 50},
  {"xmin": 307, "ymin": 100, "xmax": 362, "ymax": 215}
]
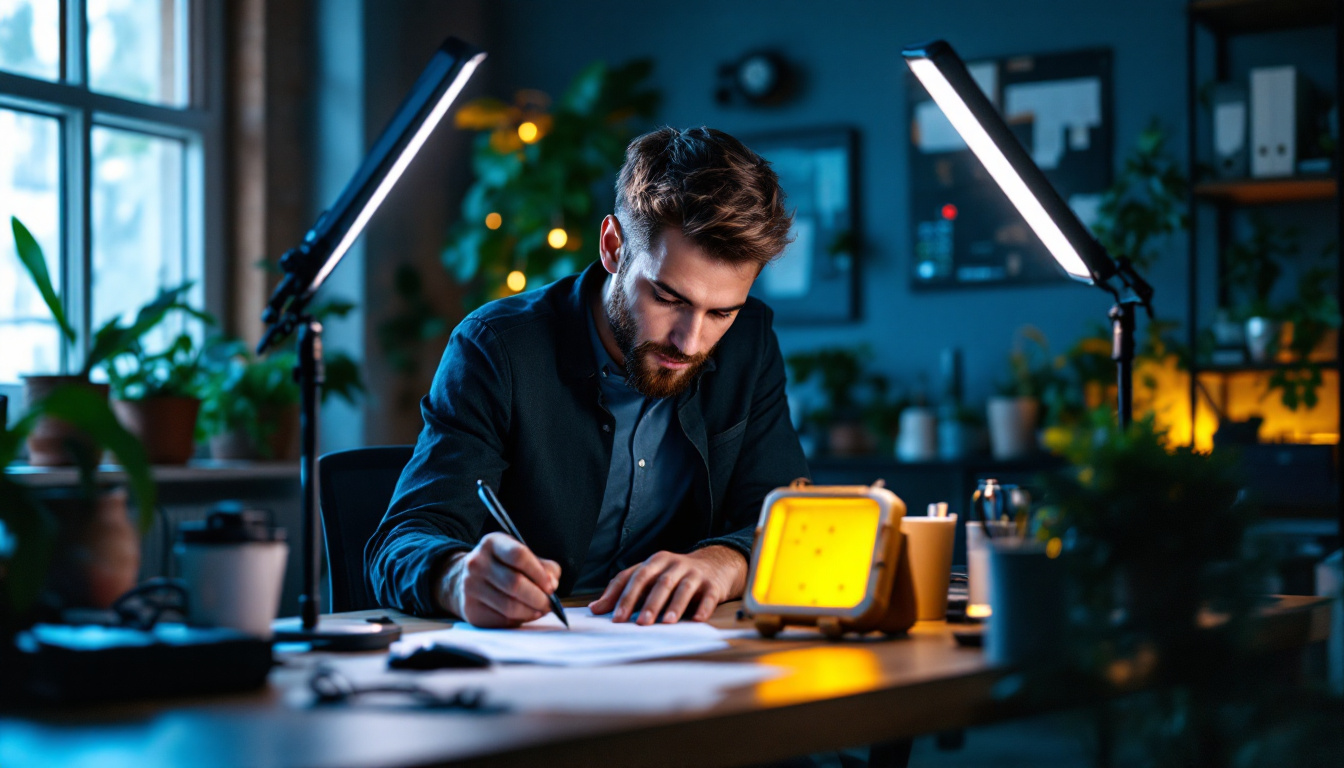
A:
[{"xmin": 573, "ymin": 303, "xmax": 695, "ymax": 592}]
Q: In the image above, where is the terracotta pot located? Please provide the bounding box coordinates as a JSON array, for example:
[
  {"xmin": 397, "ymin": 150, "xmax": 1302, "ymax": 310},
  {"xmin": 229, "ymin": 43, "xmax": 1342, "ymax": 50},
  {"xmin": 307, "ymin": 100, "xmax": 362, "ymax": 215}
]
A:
[
  {"xmin": 41, "ymin": 488, "xmax": 140, "ymax": 610},
  {"xmin": 208, "ymin": 404, "xmax": 299, "ymax": 461},
  {"xmin": 986, "ymin": 396, "xmax": 1040, "ymax": 460},
  {"xmin": 264, "ymin": 404, "xmax": 300, "ymax": 461},
  {"xmin": 112, "ymin": 397, "xmax": 202, "ymax": 465},
  {"xmin": 828, "ymin": 421, "xmax": 874, "ymax": 457},
  {"xmin": 21, "ymin": 375, "xmax": 111, "ymax": 466}
]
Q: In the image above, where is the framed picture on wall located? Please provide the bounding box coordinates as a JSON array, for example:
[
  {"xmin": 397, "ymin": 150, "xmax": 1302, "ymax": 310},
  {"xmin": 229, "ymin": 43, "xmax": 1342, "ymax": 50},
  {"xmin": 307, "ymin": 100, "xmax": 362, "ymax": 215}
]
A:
[
  {"xmin": 907, "ymin": 48, "xmax": 1112, "ymax": 289},
  {"xmin": 744, "ymin": 127, "xmax": 860, "ymax": 324}
]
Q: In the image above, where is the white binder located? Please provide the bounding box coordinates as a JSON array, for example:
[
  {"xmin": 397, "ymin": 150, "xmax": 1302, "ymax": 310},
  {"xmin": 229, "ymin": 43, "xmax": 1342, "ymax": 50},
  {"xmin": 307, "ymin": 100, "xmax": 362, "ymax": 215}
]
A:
[{"xmin": 1250, "ymin": 66, "xmax": 1299, "ymax": 178}]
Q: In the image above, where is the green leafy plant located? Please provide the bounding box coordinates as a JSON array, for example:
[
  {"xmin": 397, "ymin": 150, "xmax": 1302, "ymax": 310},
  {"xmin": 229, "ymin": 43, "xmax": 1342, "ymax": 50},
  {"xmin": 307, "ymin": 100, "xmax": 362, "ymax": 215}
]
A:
[
  {"xmin": 443, "ymin": 60, "xmax": 660, "ymax": 309},
  {"xmin": 1091, "ymin": 120, "xmax": 1189, "ymax": 272},
  {"xmin": 786, "ymin": 346, "xmax": 881, "ymax": 424},
  {"xmin": 1, "ymin": 385, "xmax": 156, "ymax": 634},
  {"xmin": 998, "ymin": 326, "xmax": 1069, "ymax": 402},
  {"xmin": 11, "ymin": 217, "xmax": 195, "ymax": 378},
  {"xmin": 1224, "ymin": 214, "xmax": 1297, "ymax": 322},
  {"xmin": 197, "ymin": 345, "xmax": 300, "ymax": 456}
]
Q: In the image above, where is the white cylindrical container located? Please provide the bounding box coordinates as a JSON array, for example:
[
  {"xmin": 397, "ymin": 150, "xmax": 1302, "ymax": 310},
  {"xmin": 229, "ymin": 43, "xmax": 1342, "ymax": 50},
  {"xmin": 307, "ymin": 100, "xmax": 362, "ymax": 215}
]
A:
[
  {"xmin": 986, "ymin": 396, "xmax": 1039, "ymax": 460},
  {"xmin": 896, "ymin": 406, "xmax": 938, "ymax": 462},
  {"xmin": 176, "ymin": 506, "xmax": 288, "ymax": 638},
  {"xmin": 965, "ymin": 519, "xmax": 1014, "ymax": 619}
]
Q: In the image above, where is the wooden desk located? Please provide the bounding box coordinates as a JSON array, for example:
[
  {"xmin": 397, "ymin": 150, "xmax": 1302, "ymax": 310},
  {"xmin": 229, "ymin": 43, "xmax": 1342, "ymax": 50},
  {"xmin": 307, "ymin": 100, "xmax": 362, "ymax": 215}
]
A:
[{"xmin": 0, "ymin": 596, "xmax": 1331, "ymax": 768}]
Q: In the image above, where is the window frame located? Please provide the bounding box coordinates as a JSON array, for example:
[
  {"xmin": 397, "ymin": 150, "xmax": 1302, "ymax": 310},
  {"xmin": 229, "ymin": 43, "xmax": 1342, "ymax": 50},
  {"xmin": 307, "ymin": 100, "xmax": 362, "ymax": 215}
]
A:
[{"xmin": 0, "ymin": 0, "xmax": 225, "ymax": 377}]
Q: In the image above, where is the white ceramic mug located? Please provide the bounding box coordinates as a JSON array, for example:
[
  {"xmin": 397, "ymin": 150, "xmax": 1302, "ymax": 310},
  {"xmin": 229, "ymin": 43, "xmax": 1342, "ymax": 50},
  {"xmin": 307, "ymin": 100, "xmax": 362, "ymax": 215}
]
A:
[{"xmin": 176, "ymin": 506, "xmax": 288, "ymax": 638}]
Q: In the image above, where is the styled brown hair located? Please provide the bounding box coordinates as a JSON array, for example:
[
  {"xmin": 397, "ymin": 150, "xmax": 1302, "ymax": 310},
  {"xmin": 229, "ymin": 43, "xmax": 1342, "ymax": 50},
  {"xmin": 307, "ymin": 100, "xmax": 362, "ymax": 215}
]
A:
[{"xmin": 614, "ymin": 127, "xmax": 793, "ymax": 268}]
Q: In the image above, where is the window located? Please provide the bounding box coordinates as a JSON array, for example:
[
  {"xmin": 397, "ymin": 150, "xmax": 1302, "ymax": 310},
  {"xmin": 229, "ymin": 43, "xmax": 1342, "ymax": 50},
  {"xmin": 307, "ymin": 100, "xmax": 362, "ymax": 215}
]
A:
[{"xmin": 0, "ymin": 0, "xmax": 222, "ymax": 384}]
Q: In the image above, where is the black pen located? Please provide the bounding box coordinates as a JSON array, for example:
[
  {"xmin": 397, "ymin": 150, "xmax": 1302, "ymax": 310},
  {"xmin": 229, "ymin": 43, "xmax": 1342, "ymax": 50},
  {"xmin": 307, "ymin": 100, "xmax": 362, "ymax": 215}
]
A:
[{"xmin": 475, "ymin": 479, "xmax": 570, "ymax": 629}]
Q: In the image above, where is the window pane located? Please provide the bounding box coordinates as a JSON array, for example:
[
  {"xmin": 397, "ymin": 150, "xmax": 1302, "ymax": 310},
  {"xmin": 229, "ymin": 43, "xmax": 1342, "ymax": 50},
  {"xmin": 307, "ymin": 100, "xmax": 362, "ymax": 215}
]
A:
[
  {"xmin": 0, "ymin": 108, "xmax": 62, "ymax": 383},
  {"xmin": 91, "ymin": 126, "xmax": 187, "ymax": 351},
  {"xmin": 88, "ymin": 0, "xmax": 187, "ymax": 106},
  {"xmin": 0, "ymin": 0, "xmax": 61, "ymax": 81}
]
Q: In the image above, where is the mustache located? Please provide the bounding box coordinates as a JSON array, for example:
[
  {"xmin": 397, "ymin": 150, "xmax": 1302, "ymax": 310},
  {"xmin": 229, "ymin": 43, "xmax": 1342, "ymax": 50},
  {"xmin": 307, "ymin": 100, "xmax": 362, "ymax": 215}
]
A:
[{"xmin": 634, "ymin": 340, "xmax": 702, "ymax": 365}]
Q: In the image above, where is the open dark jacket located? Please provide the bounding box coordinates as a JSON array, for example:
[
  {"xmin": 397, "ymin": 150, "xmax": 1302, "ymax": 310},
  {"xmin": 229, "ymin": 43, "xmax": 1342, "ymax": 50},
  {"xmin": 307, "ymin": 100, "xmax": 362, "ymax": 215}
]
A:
[{"xmin": 366, "ymin": 262, "xmax": 810, "ymax": 616}]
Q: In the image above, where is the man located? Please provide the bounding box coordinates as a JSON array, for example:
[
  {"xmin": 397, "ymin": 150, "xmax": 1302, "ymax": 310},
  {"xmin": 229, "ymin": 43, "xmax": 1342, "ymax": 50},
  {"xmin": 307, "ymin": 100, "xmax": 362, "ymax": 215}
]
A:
[{"xmin": 367, "ymin": 126, "xmax": 809, "ymax": 628}]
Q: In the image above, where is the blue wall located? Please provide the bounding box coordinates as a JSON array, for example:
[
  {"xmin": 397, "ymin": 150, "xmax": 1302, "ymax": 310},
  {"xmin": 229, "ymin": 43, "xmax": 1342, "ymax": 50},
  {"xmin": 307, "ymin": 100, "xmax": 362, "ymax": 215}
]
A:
[{"xmin": 473, "ymin": 0, "xmax": 1199, "ymax": 413}]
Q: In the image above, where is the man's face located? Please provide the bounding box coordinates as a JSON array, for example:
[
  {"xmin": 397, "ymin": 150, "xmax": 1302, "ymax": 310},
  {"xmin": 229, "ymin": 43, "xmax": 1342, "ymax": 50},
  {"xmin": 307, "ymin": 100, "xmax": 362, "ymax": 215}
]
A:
[{"xmin": 605, "ymin": 226, "xmax": 757, "ymax": 399}]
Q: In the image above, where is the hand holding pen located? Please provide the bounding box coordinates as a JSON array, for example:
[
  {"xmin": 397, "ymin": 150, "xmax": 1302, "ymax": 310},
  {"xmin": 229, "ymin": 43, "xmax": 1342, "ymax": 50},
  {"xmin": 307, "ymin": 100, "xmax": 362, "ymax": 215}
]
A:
[{"xmin": 431, "ymin": 483, "xmax": 566, "ymax": 628}]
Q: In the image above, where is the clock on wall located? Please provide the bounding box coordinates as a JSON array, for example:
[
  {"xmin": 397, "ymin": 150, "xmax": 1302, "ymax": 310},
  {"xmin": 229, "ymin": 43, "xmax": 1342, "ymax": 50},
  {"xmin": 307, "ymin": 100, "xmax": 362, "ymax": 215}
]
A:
[{"xmin": 716, "ymin": 51, "xmax": 797, "ymax": 106}]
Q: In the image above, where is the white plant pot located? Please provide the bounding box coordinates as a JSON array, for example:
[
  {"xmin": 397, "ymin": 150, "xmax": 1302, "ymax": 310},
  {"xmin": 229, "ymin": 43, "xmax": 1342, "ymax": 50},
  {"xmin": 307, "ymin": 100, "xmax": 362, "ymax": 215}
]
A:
[
  {"xmin": 986, "ymin": 396, "xmax": 1040, "ymax": 460},
  {"xmin": 896, "ymin": 406, "xmax": 938, "ymax": 462}
]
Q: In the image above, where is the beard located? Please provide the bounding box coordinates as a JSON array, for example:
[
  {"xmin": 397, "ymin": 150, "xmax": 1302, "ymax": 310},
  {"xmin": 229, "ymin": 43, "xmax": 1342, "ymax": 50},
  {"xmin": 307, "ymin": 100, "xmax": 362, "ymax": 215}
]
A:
[{"xmin": 605, "ymin": 272, "xmax": 715, "ymax": 400}]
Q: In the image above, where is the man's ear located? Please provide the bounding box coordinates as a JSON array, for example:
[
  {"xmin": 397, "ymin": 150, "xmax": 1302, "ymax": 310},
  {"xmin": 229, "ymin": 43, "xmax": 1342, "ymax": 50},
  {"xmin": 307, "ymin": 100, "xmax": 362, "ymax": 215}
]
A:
[{"xmin": 598, "ymin": 215, "xmax": 624, "ymax": 276}]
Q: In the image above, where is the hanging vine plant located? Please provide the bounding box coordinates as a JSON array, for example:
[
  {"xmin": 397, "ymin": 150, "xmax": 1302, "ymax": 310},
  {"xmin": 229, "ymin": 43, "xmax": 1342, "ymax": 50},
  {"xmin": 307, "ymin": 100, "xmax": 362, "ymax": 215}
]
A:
[{"xmin": 443, "ymin": 59, "xmax": 661, "ymax": 310}]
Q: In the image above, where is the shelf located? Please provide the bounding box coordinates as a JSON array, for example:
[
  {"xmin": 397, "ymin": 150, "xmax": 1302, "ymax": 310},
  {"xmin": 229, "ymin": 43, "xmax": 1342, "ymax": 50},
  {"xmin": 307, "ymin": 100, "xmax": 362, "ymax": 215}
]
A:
[
  {"xmin": 1194, "ymin": 176, "xmax": 1337, "ymax": 204},
  {"xmin": 6, "ymin": 460, "xmax": 301, "ymax": 488},
  {"xmin": 1195, "ymin": 360, "xmax": 1339, "ymax": 373},
  {"xmin": 1189, "ymin": 0, "xmax": 1335, "ymax": 34}
]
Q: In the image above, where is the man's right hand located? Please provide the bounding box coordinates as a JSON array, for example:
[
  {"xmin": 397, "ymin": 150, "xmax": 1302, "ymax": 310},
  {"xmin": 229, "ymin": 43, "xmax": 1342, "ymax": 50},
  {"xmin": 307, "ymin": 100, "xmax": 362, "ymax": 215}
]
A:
[{"xmin": 435, "ymin": 532, "xmax": 562, "ymax": 627}]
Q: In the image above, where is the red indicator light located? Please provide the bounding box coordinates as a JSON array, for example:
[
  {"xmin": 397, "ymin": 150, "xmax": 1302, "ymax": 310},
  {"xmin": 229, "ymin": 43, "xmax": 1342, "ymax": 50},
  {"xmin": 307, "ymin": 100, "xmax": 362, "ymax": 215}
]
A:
[{"xmin": 941, "ymin": 204, "xmax": 958, "ymax": 220}]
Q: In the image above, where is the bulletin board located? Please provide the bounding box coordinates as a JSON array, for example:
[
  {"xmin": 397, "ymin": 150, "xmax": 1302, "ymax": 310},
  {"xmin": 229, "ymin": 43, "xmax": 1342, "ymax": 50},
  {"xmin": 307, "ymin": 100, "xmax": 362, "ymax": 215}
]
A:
[{"xmin": 907, "ymin": 48, "xmax": 1113, "ymax": 289}]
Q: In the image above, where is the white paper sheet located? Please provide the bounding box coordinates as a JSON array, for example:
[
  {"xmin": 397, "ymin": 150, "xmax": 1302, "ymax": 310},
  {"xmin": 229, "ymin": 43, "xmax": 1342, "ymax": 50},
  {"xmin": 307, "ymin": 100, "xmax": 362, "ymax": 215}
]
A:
[
  {"xmin": 391, "ymin": 607, "xmax": 752, "ymax": 666},
  {"xmin": 308, "ymin": 656, "xmax": 781, "ymax": 713}
]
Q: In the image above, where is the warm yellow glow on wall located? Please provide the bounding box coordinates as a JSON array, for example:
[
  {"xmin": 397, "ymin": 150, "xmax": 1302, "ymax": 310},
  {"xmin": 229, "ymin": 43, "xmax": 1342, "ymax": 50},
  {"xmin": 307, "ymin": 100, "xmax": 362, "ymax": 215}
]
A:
[
  {"xmin": 754, "ymin": 647, "xmax": 883, "ymax": 706},
  {"xmin": 547, "ymin": 228, "xmax": 568, "ymax": 249},
  {"xmin": 1195, "ymin": 369, "xmax": 1339, "ymax": 448},
  {"xmin": 517, "ymin": 121, "xmax": 539, "ymax": 143},
  {"xmin": 1103, "ymin": 355, "xmax": 1338, "ymax": 451},
  {"xmin": 506, "ymin": 270, "xmax": 527, "ymax": 292},
  {"xmin": 750, "ymin": 497, "xmax": 880, "ymax": 610},
  {"xmin": 484, "ymin": 212, "xmax": 502, "ymax": 230}
]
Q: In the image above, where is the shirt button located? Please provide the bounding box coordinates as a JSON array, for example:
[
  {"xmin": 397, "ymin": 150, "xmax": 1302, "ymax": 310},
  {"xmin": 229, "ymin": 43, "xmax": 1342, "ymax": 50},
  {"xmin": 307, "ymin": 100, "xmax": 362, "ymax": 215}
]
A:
[
  {"xmin": 638, "ymin": 459, "xmax": 646, "ymax": 468},
  {"xmin": 602, "ymin": 424, "xmax": 611, "ymax": 432}
]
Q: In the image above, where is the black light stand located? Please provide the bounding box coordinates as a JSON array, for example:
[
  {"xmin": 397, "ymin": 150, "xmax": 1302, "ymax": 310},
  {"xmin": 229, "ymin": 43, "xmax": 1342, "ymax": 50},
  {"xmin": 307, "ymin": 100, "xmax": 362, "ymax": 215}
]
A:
[
  {"xmin": 903, "ymin": 40, "xmax": 1155, "ymax": 428},
  {"xmin": 262, "ymin": 37, "xmax": 485, "ymax": 651}
]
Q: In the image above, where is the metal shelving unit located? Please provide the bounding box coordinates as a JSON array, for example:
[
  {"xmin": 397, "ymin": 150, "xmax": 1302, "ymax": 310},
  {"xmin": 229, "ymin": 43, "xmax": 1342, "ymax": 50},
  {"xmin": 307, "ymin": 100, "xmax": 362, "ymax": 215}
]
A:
[{"xmin": 1185, "ymin": 0, "xmax": 1344, "ymax": 539}]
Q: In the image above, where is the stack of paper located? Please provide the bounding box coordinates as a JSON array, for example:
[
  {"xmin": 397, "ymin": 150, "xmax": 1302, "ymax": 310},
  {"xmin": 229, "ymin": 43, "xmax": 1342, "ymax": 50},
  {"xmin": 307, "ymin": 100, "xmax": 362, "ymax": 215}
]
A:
[{"xmin": 391, "ymin": 607, "xmax": 750, "ymax": 666}]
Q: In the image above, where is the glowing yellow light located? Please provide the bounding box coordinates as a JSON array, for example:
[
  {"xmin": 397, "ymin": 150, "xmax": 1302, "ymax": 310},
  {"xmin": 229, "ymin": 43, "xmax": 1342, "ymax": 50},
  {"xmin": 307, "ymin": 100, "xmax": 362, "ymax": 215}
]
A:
[
  {"xmin": 484, "ymin": 212, "xmax": 502, "ymax": 230},
  {"xmin": 1046, "ymin": 537, "xmax": 1063, "ymax": 559},
  {"xmin": 755, "ymin": 647, "xmax": 883, "ymax": 706},
  {"xmin": 517, "ymin": 121, "xmax": 539, "ymax": 143},
  {"xmin": 506, "ymin": 270, "xmax": 527, "ymax": 292},
  {"xmin": 547, "ymin": 228, "xmax": 568, "ymax": 249},
  {"xmin": 966, "ymin": 604, "xmax": 993, "ymax": 619},
  {"xmin": 750, "ymin": 497, "xmax": 880, "ymax": 610}
]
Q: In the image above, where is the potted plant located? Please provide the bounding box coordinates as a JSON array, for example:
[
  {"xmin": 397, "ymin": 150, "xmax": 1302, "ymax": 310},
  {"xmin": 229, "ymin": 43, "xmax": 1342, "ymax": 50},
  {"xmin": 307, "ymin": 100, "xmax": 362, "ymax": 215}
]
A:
[
  {"xmin": 1, "ymin": 384, "xmax": 157, "ymax": 636},
  {"xmin": 104, "ymin": 322, "xmax": 215, "ymax": 465},
  {"xmin": 9, "ymin": 216, "xmax": 192, "ymax": 465},
  {"xmin": 1042, "ymin": 413, "xmax": 1250, "ymax": 648},
  {"xmin": 1224, "ymin": 214, "xmax": 1296, "ymax": 363},
  {"xmin": 988, "ymin": 326, "xmax": 1062, "ymax": 460},
  {"xmin": 198, "ymin": 335, "xmax": 365, "ymax": 461},
  {"xmin": 198, "ymin": 346, "xmax": 301, "ymax": 461},
  {"xmin": 786, "ymin": 346, "xmax": 888, "ymax": 457}
]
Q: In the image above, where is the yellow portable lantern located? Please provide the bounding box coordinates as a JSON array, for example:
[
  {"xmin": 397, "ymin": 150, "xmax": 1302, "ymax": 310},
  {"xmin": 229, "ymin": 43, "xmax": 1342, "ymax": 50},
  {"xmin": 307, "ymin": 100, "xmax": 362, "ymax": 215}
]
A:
[{"xmin": 745, "ymin": 479, "xmax": 917, "ymax": 639}]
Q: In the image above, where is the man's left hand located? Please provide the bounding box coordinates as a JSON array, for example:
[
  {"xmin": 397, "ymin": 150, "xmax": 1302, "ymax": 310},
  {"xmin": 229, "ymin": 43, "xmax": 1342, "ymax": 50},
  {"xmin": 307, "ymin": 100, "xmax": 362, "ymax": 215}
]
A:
[{"xmin": 588, "ymin": 545, "xmax": 747, "ymax": 625}]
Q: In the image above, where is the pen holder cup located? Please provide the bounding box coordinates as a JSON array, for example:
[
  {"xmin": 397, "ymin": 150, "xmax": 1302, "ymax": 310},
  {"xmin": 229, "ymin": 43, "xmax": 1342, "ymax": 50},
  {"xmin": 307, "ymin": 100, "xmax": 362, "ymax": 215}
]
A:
[
  {"xmin": 898, "ymin": 514, "xmax": 957, "ymax": 621},
  {"xmin": 965, "ymin": 520, "xmax": 1015, "ymax": 619},
  {"xmin": 985, "ymin": 539, "xmax": 1065, "ymax": 666}
]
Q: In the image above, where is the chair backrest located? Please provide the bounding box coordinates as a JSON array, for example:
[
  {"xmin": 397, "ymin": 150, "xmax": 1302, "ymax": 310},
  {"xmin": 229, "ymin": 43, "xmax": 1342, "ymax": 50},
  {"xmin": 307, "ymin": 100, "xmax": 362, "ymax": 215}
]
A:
[{"xmin": 318, "ymin": 445, "xmax": 414, "ymax": 612}]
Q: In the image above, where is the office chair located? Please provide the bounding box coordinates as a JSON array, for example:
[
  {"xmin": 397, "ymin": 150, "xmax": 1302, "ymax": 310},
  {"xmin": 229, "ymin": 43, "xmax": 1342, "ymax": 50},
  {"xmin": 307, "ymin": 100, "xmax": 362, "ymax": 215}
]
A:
[{"xmin": 317, "ymin": 445, "xmax": 414, "ymax": 612}]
